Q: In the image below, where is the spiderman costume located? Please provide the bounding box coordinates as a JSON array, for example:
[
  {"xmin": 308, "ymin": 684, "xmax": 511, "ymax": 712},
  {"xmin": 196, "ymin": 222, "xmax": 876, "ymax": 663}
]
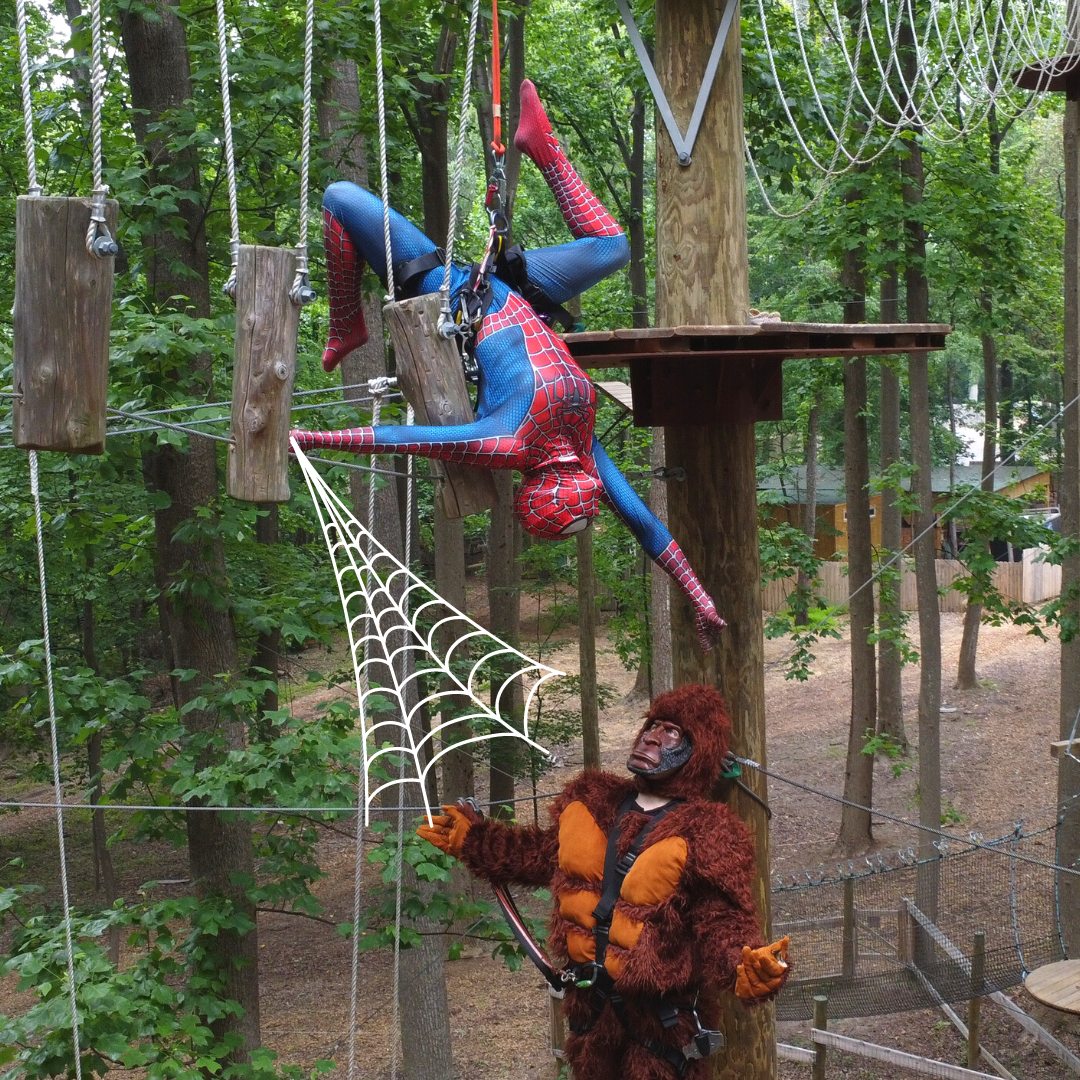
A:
[{"xmin": 291, "ymin": 80, "xmax": 725, "ymax": 649}]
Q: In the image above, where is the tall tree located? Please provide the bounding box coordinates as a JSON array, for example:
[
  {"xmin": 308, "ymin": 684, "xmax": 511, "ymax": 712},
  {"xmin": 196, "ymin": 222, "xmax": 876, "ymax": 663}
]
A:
[
  {"xmin": 878, "ymin": 266, "xmax": 907, "ymax": 747},
  {"xmin": 119, "ymin": 0, "xmax": 259, "ymax": 1055},
  {"xmin": 839, "ymin": 232, "xmax": 875, "ymax": 853}
]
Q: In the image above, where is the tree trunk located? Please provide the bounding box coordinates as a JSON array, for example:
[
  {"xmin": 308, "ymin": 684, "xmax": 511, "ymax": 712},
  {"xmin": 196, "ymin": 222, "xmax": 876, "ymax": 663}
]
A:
[
  {"xmin": 878, "ymin": 264, "xmax": 907, "ymax": 747},
  {"xmin": 252, "ymin": 505, "xmax": 281, "ymax": 727},
  {"xmin": 435, "ymin": 502, "xmax": 474, "ymax": 799},
  {"xmin": 317, "ymin": 59, "xmax": 393, "ymax": 526},
  {"xmin": 655, "ymin": 0, "xmax": 775, "ymax": 1072},
  {"xmin": 794, "ymin": 399, "xmax": 819, "ymax": 627},
  {"xmin": 488, "ymin": 470, "xmax": 523, "ymax": 818},
  {"xmin": 899, "ymin": 10, "xmax": 941, "ymax": 926},
  {"xmin": 839, "ymin": 250, "xmax": 875, "ymax": 853},
  {"xmin": 629, "ymin": 91, "xmax": 649, "ymax": 328},
  {"xmin": 650, "ymin": 430, "xmax": 673, "ymax": 695},
  {"xmin": 120, "ymin": 0, "xmax": 259, "ymax": 1056},
  {"xmin": 503, "ymin": 0, "xmax": 530, "ymax": 223},
  {"xmin": 1058, "ymin": 96, "xmax": 1080, "ymax": 957},
  {"xmin": 956, "ymin": 327, "xmax": 998, "ymax": 689},
  {"xmin": 82, "ymin": 575, "xmax": 119, "ymax": 965}
]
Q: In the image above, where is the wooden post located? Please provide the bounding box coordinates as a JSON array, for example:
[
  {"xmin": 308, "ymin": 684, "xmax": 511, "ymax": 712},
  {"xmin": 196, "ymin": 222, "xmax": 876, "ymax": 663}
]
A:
[
  {"xmin": 654, "ymin": 2, "xmax": 772, "ymax": 1075},
  {"xmin": 1060, "ymin": 87, "xmax": 1080, "ymax": 959},
  {"xmin": 384, "ymin": 293, "xmax": 499, "ymax": 519},
  {"xmin": 842, "ymin": 877, "xmax": 857, "ymax": 979},
  {"xmin": 549, "ymin": 993, "xmax": 566, "ymax": 1078},
  {"xmin": 227, "ymin": 245, "xmax": 300, "ymax": 503},
  {"xmin": 13, "ymin": 195, "xmax": 118, "ymax": 454},
  {"xmin": 577, "ymin": 521, "xmax": 600, "ymax": 769},
  {"xmin": 897, "ymin": 899, "xmax": 915, "ymax": 964},
  {"xmin": 967, "ymin": 931, "xmax": 985, "ymax": 1069},
  {"xmin": 812, "ymin": 995, "xmax": 828, "ymax": 1080}
]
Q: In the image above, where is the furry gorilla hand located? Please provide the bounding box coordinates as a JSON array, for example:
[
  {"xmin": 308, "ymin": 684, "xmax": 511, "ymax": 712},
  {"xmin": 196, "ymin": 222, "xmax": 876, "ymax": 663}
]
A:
[
  {"xmin": 735, "ymin": 937, "xmax": 790, "ymax": 999},
  {"xmin": 416, "ymin": 803, "xmax": 475, "ymax": 858}
]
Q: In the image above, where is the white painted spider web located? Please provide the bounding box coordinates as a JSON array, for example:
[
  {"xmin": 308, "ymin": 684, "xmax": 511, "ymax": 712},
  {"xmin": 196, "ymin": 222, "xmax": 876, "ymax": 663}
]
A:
[{"xmin": 293, "ymin": 440, "xmax": 561, "ymax": 823}]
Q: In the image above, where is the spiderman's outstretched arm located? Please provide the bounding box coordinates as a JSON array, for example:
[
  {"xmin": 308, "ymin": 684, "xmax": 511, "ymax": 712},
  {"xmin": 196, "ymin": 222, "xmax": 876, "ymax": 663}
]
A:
[
  {"xmin": 291, "ymin": 416, "xmax": 521, "ymax": 469},
  {"xmin": 587, "ymin": 438, "xmax": 726, "ymax": 651}
]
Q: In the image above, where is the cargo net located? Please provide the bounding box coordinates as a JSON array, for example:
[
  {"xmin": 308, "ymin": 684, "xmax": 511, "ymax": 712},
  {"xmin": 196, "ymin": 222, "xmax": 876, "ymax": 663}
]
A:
[{"xmin": 772, "ymin": 821, "xmax": 1068, "ymax": 1021}]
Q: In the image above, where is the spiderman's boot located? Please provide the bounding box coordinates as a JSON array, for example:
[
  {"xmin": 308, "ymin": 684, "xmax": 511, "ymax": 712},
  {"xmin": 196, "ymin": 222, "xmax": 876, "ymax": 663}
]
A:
[
  {"xmin": 322, "ymin": 208, "xmax": 369, "ymax": 372},
  {"xmin": 514, "ymin": 80, "xmax": 622, "ymax": 240}
]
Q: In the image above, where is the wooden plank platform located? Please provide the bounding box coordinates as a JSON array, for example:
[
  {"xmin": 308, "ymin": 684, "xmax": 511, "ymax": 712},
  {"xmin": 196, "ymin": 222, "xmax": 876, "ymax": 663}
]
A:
[
  {"xmin": 1026, "ymin": 960, "xmax": 1080, "ymax": 1014},
  {"xmin": 560, "ymin": 322, "xmax": 951, "ymax": 425}
]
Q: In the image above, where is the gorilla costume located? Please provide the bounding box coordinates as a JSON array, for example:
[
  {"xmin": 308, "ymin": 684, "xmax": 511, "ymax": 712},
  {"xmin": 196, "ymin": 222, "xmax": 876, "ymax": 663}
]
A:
[{"xmin": 419, "ymin": 685, "xmax": 789, "ymax": 1080}]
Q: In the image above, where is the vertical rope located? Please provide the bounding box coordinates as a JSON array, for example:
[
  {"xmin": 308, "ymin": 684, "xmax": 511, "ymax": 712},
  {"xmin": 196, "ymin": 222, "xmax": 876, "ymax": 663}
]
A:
[
  {"xmin": 16, "ymin": 0, "xmax": 41, "ymax": 195},
  {"xmin": 83, "ymin": 0, "xmax": 117, "ymax": 257},
  {"xmin": 345, "ymin": 778, "xmax": 365, "ymax": 1080},
  {"xmin": 404, "ymin": 404, "xmax": 414, "ymax": 567},
  {"xmin": 371, "ymin": 0, "xmax": 395, "ymax": 298},
  {"xmin": 441, "ymin": 0, "xmax": 483, "ymax": 300},
  {"xmin": 215, "ymin": 0, "xmax": 241, "ymax": 298},
  {"xmin": 289, "ymin": 0, "xmax": 316, "ymax": 305},
  {"xmin": 29, "ymin": 452, "xmax": 83, "ymax": 1080}
]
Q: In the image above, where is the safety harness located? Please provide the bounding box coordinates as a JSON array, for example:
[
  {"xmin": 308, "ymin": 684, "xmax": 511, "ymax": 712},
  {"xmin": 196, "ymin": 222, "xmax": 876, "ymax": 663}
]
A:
[
  {"xmin": 564, "ymin": 794, "xmax": 725, "ymax": 1078},
  {"xmin": 467, "ymin": 794, "xmax": 725, "ymax": 1078}
]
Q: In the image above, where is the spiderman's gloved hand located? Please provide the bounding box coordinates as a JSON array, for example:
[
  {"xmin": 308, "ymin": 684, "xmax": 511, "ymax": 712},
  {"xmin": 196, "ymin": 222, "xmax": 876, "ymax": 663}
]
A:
[
  {"xmin": 735, "ymin": 937, "xmax": 790, "ymax": 1000},
  {"xmin": 416, "ymin": 801, "xmax": 479, "ymax": 858},
  {"xmin": 694, "ymin": 594, "xmax": 727, "ymax": 652}
]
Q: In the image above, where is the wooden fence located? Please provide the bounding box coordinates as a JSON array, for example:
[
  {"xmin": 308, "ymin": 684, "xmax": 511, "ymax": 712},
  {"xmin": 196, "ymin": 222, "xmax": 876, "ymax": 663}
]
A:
[{"xmin": 762, "ymin": 550, "xmax": 1061, "ymax": 613}]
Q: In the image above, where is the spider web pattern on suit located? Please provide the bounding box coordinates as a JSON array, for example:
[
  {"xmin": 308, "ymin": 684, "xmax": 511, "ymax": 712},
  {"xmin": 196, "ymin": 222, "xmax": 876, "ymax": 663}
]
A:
[{"xmin": 292, "ymin": 440, "xmax": 560, "ymax": 823}]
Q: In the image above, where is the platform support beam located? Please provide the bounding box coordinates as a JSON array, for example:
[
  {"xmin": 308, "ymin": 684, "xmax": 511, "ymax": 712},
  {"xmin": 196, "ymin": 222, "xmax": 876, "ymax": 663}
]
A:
[
  {"xmin": 654, "ymin": 1, "xmax": 773, "ymax": 1077},
  {"xmin": 13, "ymin": 195, "xmax": 118, "ymax": 454}
]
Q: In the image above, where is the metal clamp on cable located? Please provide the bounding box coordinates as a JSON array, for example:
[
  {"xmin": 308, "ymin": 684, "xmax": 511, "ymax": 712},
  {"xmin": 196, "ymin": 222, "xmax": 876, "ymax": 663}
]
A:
[
  {"xmin": 223, "ymin": 239, "xmax": 239, "ymax": 301},
  {"xmin": 85, "ymin": 187, "xmax": 118, "ymax": 258},
  {"xmin": 290, "ymin": 250, "xmax": 317, "ymax": 306}
]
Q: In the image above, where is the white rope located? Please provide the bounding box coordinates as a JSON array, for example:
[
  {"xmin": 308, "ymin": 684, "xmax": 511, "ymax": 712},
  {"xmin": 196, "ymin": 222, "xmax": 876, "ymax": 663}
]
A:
[
  {"xmin": 214, "ymin": 0, "xmax": 241, "ymax": 298},
  {"xmin": 85, "ymin": 0, "xmax": 118, "ymax": 261},
  {"xmin": 345, "ymin": 758, "xmax": 366, "ymax": 1080},
  {"xmin": 441, "ymin": 0, "xmax": 483, "ymax": 300},
  {"xmin": 16, "ymin": 0, "xmax": 41, "ymax": 195},
  {"xmin": 289, "ymin": 0, "xmax": 316, "ymax": 305},
  {"xmin": 29, "ymin": 452, "xmax": 84, "ymax": 1080},
  {"xmin": 404, "ymin": 404, "xmax": 414, "ymax": 566},
  {"xmin": 371, "ymin": 0, "xmax": 395, "ymax": 298}
]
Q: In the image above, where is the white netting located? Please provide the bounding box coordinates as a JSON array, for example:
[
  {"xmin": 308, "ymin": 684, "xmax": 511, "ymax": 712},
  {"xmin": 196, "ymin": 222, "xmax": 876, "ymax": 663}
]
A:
[{"xmin": 293, "ymin": 441, "xmax": 560, "ymax": 823}]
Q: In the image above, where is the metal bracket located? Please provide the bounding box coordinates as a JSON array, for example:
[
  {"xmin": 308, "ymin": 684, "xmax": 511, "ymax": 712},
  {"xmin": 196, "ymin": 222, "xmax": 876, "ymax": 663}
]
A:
[{"xmin": 615, "ymin": 0, "xmax": 738, "ymax": 166}]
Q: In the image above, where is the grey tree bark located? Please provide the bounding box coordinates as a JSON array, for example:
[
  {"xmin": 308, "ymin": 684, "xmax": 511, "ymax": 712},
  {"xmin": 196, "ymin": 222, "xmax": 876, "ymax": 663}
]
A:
[
  {"xmin": 794, "ymin": 400, "xmax": 819, "ymax": 627},
  {"xmin": 878, "ymin": 266, "xmax": 907, "ymax": 748},
  {"xmin": 120, "ymin": 0, "xmax": 259, "ymax": 1056},
  {"xmin": 839, "ymin": 251, "xmax": 875, "ymax": 853},
  {"xmin": 650, "ymin": 430, "xmax": 673, "ymax": 695}
]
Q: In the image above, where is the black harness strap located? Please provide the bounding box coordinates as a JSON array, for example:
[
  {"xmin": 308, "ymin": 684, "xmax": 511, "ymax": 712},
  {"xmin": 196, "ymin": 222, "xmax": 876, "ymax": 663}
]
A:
[
  {"xmin": 610, "ymin": 994, "xmax": 691, "ymax": 1079},
  {"xmin": 393, "ymin": 248, "xmax": 446, "ymax": 300},
  {"xmin": 590, "ymin": 794, "xmax": 673, "ymax": 977},
  {"xmin": 494, "ymin": 244, "xmax": 577, "ymax": 332}
]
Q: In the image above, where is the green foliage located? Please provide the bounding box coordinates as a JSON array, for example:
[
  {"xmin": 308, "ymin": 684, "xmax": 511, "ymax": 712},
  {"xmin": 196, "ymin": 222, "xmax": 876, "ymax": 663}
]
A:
[{"xmin": 861, "ymin": 730, "xmax": 912, "ymax": 779}]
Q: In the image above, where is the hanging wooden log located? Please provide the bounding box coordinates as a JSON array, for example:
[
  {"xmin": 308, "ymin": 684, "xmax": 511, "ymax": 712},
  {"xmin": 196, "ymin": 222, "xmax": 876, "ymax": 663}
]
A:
[
  {"xmin": 384, "ymin": 292, "xmax": 499, "ymax": 519},
  {"xmin": 13, "ymin": 195, "xmax": 118, "ymax": 454},
  {"xmin": 227, "ymin": 245, "xmax": 300, "ymax": 503}
]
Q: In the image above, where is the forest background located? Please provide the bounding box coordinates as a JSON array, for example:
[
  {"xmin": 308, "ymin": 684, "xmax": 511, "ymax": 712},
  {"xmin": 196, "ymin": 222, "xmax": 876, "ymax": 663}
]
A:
[{"xmin": 0, "ymin": 0, "xmax": 1074, "ymax": 1076}]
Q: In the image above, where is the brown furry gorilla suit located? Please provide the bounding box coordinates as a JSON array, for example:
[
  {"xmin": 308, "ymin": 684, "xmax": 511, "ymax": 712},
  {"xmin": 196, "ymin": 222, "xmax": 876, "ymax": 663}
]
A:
[{"xmin": 421, "ymin": 685, "xmax": 787, "ymax": 1080}]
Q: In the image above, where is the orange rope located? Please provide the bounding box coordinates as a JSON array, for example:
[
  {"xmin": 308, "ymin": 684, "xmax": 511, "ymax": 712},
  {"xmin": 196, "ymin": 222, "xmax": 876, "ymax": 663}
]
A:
[{"xmin": 490, "ymin": 0, "xmax": 504, "ymax": 155}]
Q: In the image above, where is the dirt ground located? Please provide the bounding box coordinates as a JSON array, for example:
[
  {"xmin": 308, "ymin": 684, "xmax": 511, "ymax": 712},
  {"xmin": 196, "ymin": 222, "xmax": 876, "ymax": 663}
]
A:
[{"xmin": 3, "ymin": 610, "xmax": 1080, "ymax": 1079}]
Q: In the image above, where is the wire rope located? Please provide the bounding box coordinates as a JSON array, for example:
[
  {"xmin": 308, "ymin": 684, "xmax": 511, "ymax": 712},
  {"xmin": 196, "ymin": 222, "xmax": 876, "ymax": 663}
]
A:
[
  {"xmin": 214, "ymin": 0, "xmax": 241, "ymax": 298},
  {"xmin": 29, "ymin": 452, "xmax": 84, "ymax": 1080},
  {"xmin": 289, "ymin": 0, "xmax": 316, "ymax": 305},
  {"xmin": 442, "ymin": 0, "xmax": 483, "ymax": 305},
  {"xmin": 15, "ymin": 0, "xmax": 40, "ymax": 195}
]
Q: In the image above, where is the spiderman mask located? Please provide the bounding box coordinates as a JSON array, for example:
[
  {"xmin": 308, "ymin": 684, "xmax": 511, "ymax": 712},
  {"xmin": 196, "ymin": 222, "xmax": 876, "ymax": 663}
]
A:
[{"xmin": 515, "ymin": 462, "xmax": 601, "ymax": 540}]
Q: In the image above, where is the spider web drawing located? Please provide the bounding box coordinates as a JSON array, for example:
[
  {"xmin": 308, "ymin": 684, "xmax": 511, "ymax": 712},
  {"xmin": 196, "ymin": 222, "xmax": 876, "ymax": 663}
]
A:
[{"xmin": 293, "ymin": 440, "xmax": 562, "ymax": 823}]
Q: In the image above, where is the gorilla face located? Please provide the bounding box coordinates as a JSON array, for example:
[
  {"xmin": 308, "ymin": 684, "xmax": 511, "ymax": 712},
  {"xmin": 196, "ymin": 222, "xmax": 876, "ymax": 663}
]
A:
[{"xmin": 627, "ymin": 717, "xmax": 693, "ymax": 779}]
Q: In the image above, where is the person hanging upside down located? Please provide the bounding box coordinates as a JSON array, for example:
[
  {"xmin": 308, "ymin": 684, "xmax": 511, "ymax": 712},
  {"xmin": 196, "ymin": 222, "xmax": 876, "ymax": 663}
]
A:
[
  {"xmin": 290, "ymin": 80, "xmax": 725, "ymax": 650},
  {"xmin": 417, "ymin": 685, "xmax": 791, "ymax": 1080}
]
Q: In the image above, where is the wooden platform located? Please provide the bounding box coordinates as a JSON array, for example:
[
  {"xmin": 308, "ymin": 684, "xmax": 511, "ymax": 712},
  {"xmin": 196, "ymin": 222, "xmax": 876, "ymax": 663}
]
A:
[
  {"xmin": 1013, "ymin": 54, "xmax": 1080, "ymax": 97},
  {"xmin": 1025, "ymin": 959, "xmax": 1080, "ymax": 1014},
  {"xmin": 561, "ymin": 322, "xmax": 951, "ymax": 425}
]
